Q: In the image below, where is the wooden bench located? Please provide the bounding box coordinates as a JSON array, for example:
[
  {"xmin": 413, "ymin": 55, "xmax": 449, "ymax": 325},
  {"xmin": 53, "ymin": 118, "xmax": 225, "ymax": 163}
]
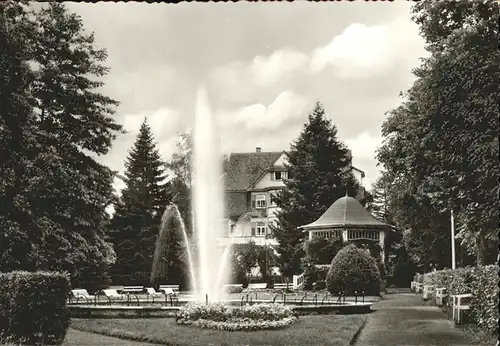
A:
[
  {"xmin": 123, "ymin": 286, "xmax": 144, "ymax": 294},
  {"xmin": 452, "ymin": 293, "xmax": 472, "ymax": 324},
  {"xmin": 435, "ymin": 287, "xmax": 447, "ymax": 306},
  {"xmin": 247, "ymin": 283, "xmax": 267, "ymax": 290},
  {"xmin": 71, "ymin": 289, "xmax": 96, "ymax": 304},
  {"xmin": 159, "ymin": 285, "xmax": 179, "ymax": 295},
  {"xmin": 145, "ymin": 287, "xmax": 164, "ymax": 298},
  {"xmin": 102, "ymin": 289, "xmax": 127, "ymax": 301},
  {"xmin": 274, "ymin": 283, "xmax": 289, "ymax": 289}
]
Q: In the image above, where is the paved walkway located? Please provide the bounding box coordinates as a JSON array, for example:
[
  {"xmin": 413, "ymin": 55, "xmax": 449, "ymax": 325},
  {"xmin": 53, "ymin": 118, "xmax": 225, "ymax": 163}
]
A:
[{"xmin": 355, "ymin": 292, "xmax": 479, "ymax": 346}]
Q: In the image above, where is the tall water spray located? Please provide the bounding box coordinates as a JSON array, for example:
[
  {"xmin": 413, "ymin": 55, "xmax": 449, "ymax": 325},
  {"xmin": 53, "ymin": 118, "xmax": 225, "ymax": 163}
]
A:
[{"xmin": 192, "ymin": 87, "xmax": 229, "ymax": 302}]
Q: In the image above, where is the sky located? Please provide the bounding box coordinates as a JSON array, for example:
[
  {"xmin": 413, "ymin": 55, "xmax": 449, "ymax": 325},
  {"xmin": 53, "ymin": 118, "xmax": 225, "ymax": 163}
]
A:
[{"xmin": 66, "ymin": 1, "xmax": 428, "ymax": 193}]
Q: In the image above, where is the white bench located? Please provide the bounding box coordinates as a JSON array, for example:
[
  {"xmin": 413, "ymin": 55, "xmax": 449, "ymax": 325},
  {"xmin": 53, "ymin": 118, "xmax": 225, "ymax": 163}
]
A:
[
  {"xmin": 145, "ymin": 287, "xmax": 164, "ymax": 298},
  {"xmin": 422, "ymin": 285, "xmax": 435, "ymax": 300},
  {"xmin": 452, "ymin": 293, "xmax": 472, "ymax": 324},
  {"xmin": 102, "ymin": 289, "xmax": 127, "ymax": 301},
  {"xmin": 71, "ymin": 289, "xmax": 96, "ymax": 303},
  {"xmin": 410, "ymin": 281, "xmax": 417, "ymax": 292},
  {"xmin": 123, "ymin": 286, "xmax": 144, "ymax": 294},
  {"xmin": 247, "ymin": 283, "xmax": 267, "ymax": 290},
  {"xmin": 415, "ymin": 282, "xmax": 424, "ymax": 293},
  {"xmin": 435, "ymin": 287, "xmax": 447, "ymax": 306},
  {"xmin": 274, "ymin": 283, "xmax": 289, "ymax": 289},
  {"xmin": 159, "ymin": 285, "xmax": 179, "ymax": 295}
]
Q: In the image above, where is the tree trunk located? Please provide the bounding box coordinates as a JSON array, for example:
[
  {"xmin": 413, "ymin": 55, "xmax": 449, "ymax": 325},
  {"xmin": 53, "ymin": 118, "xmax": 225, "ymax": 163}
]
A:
[{"xmin": 475, "ymin": 233, "xmax": 486, "ymax": 266}]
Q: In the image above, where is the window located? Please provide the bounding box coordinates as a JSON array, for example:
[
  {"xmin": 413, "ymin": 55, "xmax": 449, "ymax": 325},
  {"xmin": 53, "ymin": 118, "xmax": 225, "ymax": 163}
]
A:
[
  {"xmin": 256, "ymin": 222, "xmax": 266, "ymax": 237},
  {"xmin": 271, "ymin": 171, "xmax": 288, "ymax": 181},
  {"xmin": 256, "ymin": 195, "xmax": 266, "ymax": 209},
  {"xmin": 229, "ymin": 224, "xmax": 235, "ymax": 234}
]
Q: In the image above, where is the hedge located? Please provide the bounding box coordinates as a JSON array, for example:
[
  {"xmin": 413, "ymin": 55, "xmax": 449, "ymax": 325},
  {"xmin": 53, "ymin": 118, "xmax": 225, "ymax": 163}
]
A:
[
  {"xmin": 423, "ymin": 265, "xmax": 498, "ymax": 333},
  {"xmin": 326, "ymin": 244, "xmax": 381, "ymax": 296},
  {"xmin": 0, "ymin": 271, "xmax": 71, "ymax": 345}
]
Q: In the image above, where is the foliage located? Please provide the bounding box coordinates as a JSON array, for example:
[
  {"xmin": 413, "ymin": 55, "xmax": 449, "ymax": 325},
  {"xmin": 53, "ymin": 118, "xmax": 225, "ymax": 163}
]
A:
[
  {"xmin": 304, "ymin": 237, "xmax": 343, "ymax": 265},
  {"xmin": 326, "ymin": 244, "xmax": 381, "ymax": 296},
  {"xmin": 228, "ymin": 242, "xmax": 259, "ymax": 285},
  {"xmin": 301, "ymin": 259, "xmax": 329, "ymax": 291},
  {"xmin": 377, "ymin": 0, "xmax": 499, "ymax": 266},
  {"xmin": 176, "ymin": 303, "xmax": 297, "ymax": 331},
  {"xmin": 423, "ymin": 265, "xmax": 498, "ymax": 333},
  {"xmin": 273, "ymin": 102, "xmax": 360, "ymax": 278},
  {"xmin": 0, "ymin": 271, "xmax": 71, "ymax": 345},
  {"xmin": 109, "ymin": 119, "xmax": 172, "ymax": 285},
  {"xmin": 0, "ymin": 2, "xmax": 121, "ymax": 289}
]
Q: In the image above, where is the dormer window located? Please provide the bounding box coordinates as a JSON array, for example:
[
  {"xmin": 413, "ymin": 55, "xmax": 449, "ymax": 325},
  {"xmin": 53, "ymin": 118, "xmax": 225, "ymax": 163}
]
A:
[{"xmin": 271, "ymin": 171, "xmax": 288, "ymax": 181}]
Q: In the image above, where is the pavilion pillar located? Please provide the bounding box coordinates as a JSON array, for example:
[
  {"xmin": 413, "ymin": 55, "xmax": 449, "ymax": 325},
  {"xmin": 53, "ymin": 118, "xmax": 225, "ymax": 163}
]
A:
[
  {"xmin": 379, "ymin": 231, "xmax": 385, "ymax": 263},
  {"xmin": 342, "ymin": 228, "xmax": 348, "ymax": 244}
]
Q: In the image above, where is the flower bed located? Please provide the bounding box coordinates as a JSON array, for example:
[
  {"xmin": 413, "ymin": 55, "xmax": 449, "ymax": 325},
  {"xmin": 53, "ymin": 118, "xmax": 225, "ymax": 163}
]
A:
[
  {"xmin": 423, "ymin": 265, "xmax": 498, "ymax": 333},
  {"xmin": 176, "ymin": 303, "xmax": 298, "ymax": 331}
]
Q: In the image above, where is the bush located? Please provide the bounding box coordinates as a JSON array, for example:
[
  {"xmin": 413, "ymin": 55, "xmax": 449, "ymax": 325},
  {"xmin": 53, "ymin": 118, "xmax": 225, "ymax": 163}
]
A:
[
  {"xmin": 0, "ymin": 271, "xmax": 71, "ymax": 345},
  {"xmin": 301, "ymin": 259, "xmax": 329, "ymax": 290},
  {"xmin": 176, "ymin": 303, "xmax": 297, "ymax": 331},
  {"xmin": 423, "ymin": 265, "xmax": 498, "ymax": 333},
  {"xmin": 326, "ymin": 244, "xmax": 381, "ymax": 296}
]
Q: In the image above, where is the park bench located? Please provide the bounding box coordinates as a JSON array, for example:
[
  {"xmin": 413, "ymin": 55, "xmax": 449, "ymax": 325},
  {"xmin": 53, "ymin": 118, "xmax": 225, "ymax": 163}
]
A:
[
  {"xmin": 102, "ymin": 289, "xmax": 127, "ymax": 301},
  {"xmin": 415, "ymin": 282, "xmax": 424, "ymax": 293},
  {"xmin": 145, "ymin": 287, "xmax": 164, "ymax": 298},
  {"xmin": 410, "ymin": 281, "xmax": 417, "ymax": 292},
  {"xmin": 159, "ymin": 285, "xmax": 179, "ymax": 295},
  {"xmin": 422, "ymin": 285, "xmax": 435, "ymax": 301},
  {"xmin": 435, "ymin": 287, "xmax": 447, "ymax": 306},
  {"xmin": 222, "ymin": 284, "xmax": 243, "ymax": 293},
  {"xmin": 71, "ymin": 289, "xmax": 96, "ymax": 304},
  {"xmin": 123, "ymin": 286, "xmax": 144, "ymax": 294},
  {"xmin": 247, "ymin": 283, "xmax": 267, "ymax": 290},
  {"xmin": 452, "ymin": 293, "xmax": 472, "ymax": 324},
  {"xmin": 273, "ymin": 283, "xmax": 289, "ymax": 290}
]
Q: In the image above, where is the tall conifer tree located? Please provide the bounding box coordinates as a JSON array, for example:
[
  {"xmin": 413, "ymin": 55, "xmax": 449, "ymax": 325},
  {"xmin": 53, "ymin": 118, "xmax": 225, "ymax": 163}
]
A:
[
  {"xmin": 273, "ymin": 102, "xmax": 360, "ymax": 277},
  {"xmin": 110, "ymin": 119, "xmax": 171, "ymax": 284}
]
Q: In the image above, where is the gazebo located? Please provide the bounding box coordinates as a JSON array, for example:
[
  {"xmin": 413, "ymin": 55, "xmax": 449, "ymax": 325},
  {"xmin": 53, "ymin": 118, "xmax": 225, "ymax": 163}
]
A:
[{"xmin": 298, "ymin": 196, "xmax": 393, "ymax": 263}]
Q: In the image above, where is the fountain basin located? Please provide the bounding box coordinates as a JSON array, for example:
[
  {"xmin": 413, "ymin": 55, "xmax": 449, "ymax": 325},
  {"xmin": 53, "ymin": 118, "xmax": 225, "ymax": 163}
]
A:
[{"xmin": 69, "ymin": 301, "xmax": 373, "ymax": 319}]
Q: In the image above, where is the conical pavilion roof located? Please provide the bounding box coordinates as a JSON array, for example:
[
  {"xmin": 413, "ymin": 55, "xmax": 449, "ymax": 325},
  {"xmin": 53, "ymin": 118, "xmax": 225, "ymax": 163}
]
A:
[{"xmin": 300, "ymin": 196, "xmax": 391, "ymax": 230}]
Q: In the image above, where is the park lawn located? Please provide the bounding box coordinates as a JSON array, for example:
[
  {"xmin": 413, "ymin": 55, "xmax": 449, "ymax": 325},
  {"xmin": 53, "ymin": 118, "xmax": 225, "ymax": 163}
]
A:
[
  {"xmin": 1, "ymin": 329, "xmax": 156, "ymax": 346},
  {"xmin": 71, "ymin": 314, "xmax": 367, "ymax": 346}
]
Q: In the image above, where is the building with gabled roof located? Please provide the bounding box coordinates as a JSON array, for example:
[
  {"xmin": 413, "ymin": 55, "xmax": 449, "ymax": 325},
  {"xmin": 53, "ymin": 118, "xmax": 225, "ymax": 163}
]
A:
[{"xmin": 218, "ymin": 147, "xmax": 367, "ymax": 249}]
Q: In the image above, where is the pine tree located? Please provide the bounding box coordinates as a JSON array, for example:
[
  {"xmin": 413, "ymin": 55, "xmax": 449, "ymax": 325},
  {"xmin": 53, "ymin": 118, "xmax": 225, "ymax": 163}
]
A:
[
  {"xmin": 110, "ymin": 119, "xmax": 171, "ymax": 284},
  {"xmin": 1, "ymin": 2, "xmax": 122, "ymax": 291},
  {"xmin": 273, "ymin": 102, "xmax": 360, "ymax": 277}
]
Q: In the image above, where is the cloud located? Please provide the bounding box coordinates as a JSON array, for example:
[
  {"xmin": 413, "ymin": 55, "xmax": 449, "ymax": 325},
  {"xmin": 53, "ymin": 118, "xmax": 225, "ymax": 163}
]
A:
[
  {"xmin": 123, "ymin": 107, "xmax": 180, "ymax": 138},
  {"xmin": 249, "ymin": 49, "xmax": 309, "ymax": 86},
  {"xmin": 210, "ymin": 17, "xmax": 424, "ymax": 103},
  {"xmin": 310, "ymin": 18, "xmax": 424, "ymax": 79},
  {"xmin": 219, "ymin": 91, "xmax": 308, "ymax": 131}
]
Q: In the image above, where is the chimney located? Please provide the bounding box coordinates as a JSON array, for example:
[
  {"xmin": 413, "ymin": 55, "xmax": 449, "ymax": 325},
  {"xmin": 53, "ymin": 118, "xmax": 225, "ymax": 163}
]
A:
[{"xmin": 256, "ymin": 147, "xmax": 261, "ymax": 153}]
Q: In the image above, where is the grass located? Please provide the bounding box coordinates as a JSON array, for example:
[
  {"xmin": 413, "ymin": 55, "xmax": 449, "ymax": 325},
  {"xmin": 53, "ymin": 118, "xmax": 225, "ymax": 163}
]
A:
[
  {"xmin": 70, "ymin": 314, "xmax": 367, "ymax": 346},
  {"xmin": 1, "ymin": 329, "xmax": 156, "ymax": 346}
]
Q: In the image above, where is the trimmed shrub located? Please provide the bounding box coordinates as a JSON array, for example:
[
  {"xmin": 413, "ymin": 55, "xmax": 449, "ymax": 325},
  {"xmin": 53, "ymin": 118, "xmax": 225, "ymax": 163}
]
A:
[
  {"xmin": 0, "ymin": 271, "xmax": 71, "ymax": 345},
  {"xmin": 423, "ymin": 265, "xmax": 498, "ymax": 333},
  {"xmin": 176, "ymin": 303, "xmax": 297, "ymax": 331},
  {"xmin": 326, "ymin": 244, "xmax": 381, "ymax": 296}
]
